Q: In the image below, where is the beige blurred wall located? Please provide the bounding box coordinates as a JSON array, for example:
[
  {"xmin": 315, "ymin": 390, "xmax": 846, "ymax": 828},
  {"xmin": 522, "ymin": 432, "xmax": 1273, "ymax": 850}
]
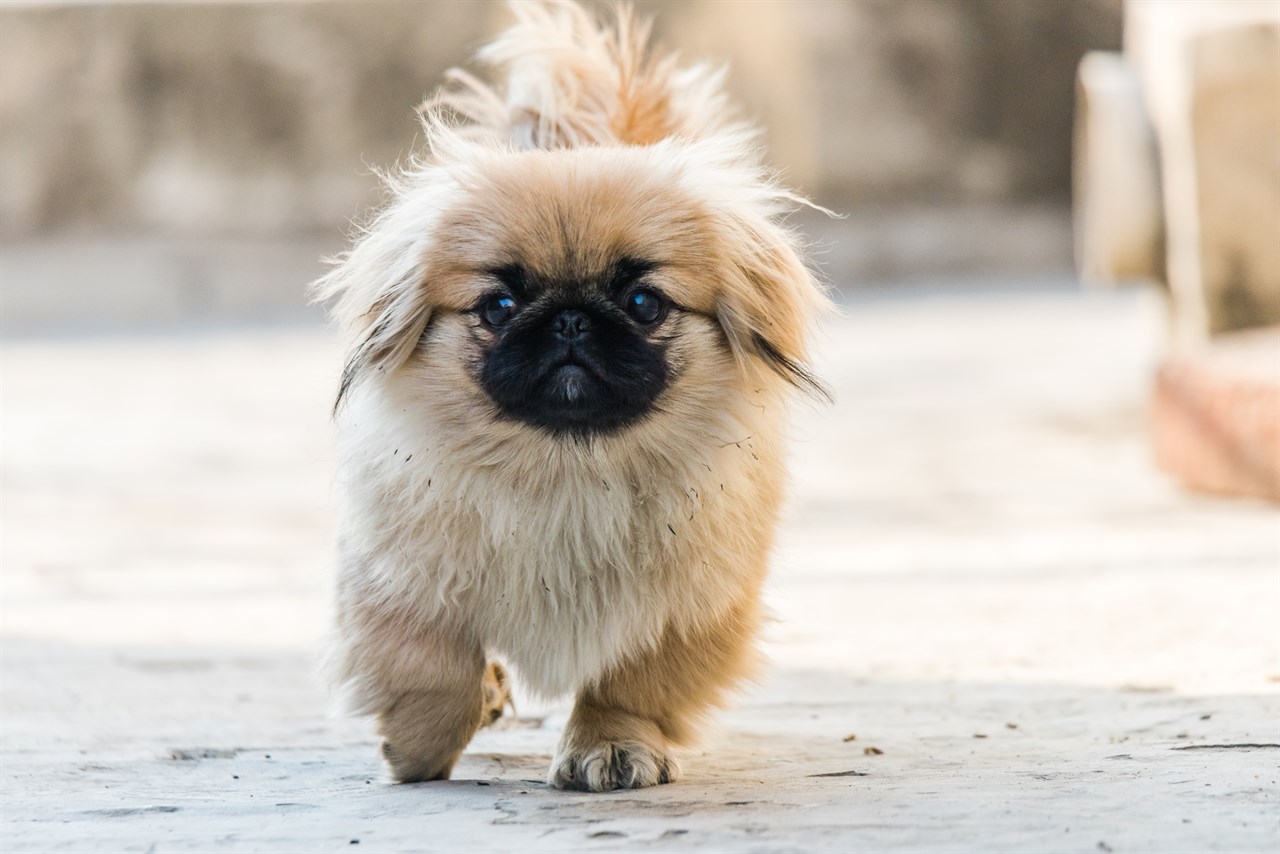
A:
[{"xmin": 0, "ymin": 0, "xmax": 1120, "ymax": 239}]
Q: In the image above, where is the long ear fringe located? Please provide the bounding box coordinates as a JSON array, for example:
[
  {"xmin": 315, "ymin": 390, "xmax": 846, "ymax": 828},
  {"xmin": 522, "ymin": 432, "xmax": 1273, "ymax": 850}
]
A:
[
  {"xmin": 753, "ymin": 333, "xmax": 833, "ymax": 403},
  {"xmin": 670, "ymin": 134, "xmax": 836, "ymax": 401},
  {"xmin": 309, "ymin": 152, "xmax": 461, "ymax": 412}
]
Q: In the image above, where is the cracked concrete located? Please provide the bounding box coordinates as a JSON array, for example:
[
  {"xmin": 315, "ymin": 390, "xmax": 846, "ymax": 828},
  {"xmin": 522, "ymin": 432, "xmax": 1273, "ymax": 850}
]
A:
[{"xmin": 3, "ymin": 278, "xmax": 1278, "ymax": 852}]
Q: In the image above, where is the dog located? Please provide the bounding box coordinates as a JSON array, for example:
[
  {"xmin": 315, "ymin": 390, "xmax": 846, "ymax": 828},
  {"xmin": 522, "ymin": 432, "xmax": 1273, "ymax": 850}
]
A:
[{"xmin": 313, "ymin": 0, "xmax": 829, "ymax": 792}]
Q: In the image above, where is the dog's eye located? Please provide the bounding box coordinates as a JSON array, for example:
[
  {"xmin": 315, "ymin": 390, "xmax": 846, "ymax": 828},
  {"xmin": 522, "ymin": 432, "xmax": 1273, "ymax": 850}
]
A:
[
  {"xmin": 624, "ymin": 289, "xmax": 666, "ymax": 325},
  {"xmin": 481, "ymin": 294, "xmax": 520, "ymax": 328}
]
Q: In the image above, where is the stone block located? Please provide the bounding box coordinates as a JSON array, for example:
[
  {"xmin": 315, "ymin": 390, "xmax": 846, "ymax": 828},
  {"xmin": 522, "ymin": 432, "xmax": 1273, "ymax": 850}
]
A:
[
  {"xmin": 1119, "ymin": 1, "xmax": 1280, "ymax": 341},
  {"xmin": 1072, "ymin": 51, "xmax": 1164, "ymax": 285},
  {"xmin": 1191, "ymin": 22, "xmax": 1280, "ymax": 334},
  {"xmin": 1151, "ymin": 327, "xmax": 1280, "ymax": 500}
]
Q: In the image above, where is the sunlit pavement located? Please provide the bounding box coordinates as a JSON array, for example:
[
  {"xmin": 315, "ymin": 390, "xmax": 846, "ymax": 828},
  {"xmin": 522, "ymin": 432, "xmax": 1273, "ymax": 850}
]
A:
[{"xmin": 3, "ymin": 279, "xmax": 1277, "ymax": 852}]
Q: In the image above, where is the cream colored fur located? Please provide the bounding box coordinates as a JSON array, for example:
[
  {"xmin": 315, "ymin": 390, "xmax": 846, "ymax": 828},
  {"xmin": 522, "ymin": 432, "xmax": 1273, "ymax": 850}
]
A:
[{"xmin": 314, "ymin": 0, "xmax": 828, "ymax": 791}]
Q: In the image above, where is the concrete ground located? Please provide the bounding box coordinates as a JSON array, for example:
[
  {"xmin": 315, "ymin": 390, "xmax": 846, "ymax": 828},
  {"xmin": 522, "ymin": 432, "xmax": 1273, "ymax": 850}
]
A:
[{"xmin": 2, "ymin": 278, "xmax": 1278, "ymax": 852}]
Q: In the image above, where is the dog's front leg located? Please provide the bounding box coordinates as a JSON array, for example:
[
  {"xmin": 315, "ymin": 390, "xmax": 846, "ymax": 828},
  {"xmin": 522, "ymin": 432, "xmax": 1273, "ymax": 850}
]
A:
[
  {"xmin": 549, "ymin": 596, "xmax": 762, "ymax": 792},
  {"xmin": 334, "ymin": 601, "xmax": 487, "ymax": 783}
]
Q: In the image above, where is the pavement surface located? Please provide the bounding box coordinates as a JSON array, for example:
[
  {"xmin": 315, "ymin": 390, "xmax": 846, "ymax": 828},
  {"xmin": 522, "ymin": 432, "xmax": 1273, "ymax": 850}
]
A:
[{"xmin": 3, "ymin": 278, "xmax": 1278, "ymax": 852}]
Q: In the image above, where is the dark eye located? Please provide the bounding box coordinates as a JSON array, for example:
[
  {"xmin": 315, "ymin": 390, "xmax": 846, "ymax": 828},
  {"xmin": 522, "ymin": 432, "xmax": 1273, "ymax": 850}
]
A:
[
  {"xmin": 481, "ymin": 293, "xmax": 520, "ymax": 328},
  {"xmin": 624, "ymin": 289, "xmax": 666, "ymax": 325}
]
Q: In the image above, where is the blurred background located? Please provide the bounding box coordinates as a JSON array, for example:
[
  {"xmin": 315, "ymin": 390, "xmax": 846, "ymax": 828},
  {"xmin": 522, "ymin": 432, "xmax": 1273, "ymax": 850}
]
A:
[
  {"xmin": 2, "ymin": 2, "xmax": 1278, "ymax": 849},
  {"xmin": 1, "ymin": 0, "xmax": 1122, "ymax": 334}
]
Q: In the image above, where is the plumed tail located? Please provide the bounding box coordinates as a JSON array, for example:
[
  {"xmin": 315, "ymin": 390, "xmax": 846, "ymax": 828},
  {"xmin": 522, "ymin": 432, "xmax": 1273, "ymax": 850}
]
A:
[{"xmin": 429, "ymin": 0, "xmax": 742, "ymax": 150}]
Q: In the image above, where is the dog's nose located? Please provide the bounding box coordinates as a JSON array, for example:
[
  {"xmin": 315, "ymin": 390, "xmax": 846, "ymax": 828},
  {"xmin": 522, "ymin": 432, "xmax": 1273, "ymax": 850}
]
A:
[{"xmin": 550, "ymin": 309, "xmax": 592, "ymax": 342}]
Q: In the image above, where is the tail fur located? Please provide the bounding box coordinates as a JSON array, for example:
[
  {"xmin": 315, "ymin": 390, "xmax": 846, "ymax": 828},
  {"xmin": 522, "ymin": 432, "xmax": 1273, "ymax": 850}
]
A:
[{"xmin": 430, "ymin": 0, "xmax": 742, "ymax": 150}]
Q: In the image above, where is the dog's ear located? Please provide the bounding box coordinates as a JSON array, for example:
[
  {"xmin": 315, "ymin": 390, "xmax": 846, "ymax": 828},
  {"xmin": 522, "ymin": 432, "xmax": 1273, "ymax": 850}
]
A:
[
  {"xmin": 713, "ymin": 212, "xmax": 831, "ymax": 401},
  {"xmin": 332, "ymin": 284, "xmax": 433, "ymax": 414},
  {"xmin": 311, "ymin": 188, "xmax": 440, "ymax": 412}
]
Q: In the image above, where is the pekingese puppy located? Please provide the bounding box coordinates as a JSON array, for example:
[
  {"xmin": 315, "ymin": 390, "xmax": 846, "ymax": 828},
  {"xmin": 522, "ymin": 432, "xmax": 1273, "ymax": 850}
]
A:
[{"xmin": 314, "ymin": 0, "xmax": 829, "ymax": 792}]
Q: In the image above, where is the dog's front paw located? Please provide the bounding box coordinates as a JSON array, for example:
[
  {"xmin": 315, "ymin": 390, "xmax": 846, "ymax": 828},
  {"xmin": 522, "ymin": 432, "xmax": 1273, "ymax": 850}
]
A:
[{"xmin": 548, "ymin": 741, "xmax": 680, "ymax": 792}]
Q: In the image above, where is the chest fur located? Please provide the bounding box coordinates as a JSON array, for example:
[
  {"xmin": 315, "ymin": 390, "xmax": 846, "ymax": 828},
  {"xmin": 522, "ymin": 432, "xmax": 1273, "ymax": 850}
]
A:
[{"xmin": 341, "ymin": 440, "xmax": 773, "ymax": 695}]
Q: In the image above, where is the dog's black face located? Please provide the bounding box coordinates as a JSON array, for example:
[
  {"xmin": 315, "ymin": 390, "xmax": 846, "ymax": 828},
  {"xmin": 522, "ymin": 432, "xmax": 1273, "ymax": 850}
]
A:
[{"xmin": 474, "ymin": 259, "xmax": 674, "ymax": 436}]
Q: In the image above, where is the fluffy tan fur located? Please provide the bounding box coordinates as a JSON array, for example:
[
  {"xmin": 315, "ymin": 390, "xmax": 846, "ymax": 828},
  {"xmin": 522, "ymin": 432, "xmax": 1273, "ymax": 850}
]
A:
[{"xmin": 314, "ymin": 0, "xmax": 828, "ymax": 791}]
